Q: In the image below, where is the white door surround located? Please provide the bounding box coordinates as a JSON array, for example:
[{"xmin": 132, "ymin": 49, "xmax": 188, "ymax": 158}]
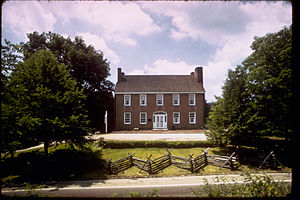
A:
[{"xmin": 153, "ymin": 111, "xmax": 167, "ymax": 130}]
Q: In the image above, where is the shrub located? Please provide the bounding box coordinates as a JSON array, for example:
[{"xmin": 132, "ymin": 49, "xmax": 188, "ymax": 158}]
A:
[{"xmin": 192, "ymin": 172, "xmax": 291, "ymax": 197}]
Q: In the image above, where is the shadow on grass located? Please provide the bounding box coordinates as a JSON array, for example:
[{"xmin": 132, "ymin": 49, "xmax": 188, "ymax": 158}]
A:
[{"xmin": 1, "ymin": 146, "xmax": 109, "ymax": 187}]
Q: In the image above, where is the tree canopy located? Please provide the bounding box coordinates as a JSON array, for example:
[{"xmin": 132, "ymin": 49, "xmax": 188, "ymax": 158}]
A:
[
  {"xmin": 22, "ymin": 32, "xmax": 114, "ymax": 131},
  {"xmin": 4, "ymin": 50, "xmax": 90, "ymax": 156},
  {"xmin": 206, "ymin": 26, "xmax": 292, "ymax": 147}
]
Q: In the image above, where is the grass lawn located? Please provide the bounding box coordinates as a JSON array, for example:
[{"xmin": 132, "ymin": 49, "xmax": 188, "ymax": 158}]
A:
[
  {"xmin": 102, "ymin": 147, "xmax": 233, "ymax": 178},
  {"xmin": 1, "ymin": 141, "xmax": 291, "ymax": 186},
  {"xmin": 101, "ymin": 147, "xmax": 290, "ymax": 178}
]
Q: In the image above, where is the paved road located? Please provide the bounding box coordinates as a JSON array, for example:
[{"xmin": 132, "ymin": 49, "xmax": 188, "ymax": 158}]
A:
[
  {"xmin": 2, "ymin": 173, "xmax": 291, "ymax": 197},
  {"xmin": 91, "ymin": 133, "xmax": 207, "ymax": 141}
]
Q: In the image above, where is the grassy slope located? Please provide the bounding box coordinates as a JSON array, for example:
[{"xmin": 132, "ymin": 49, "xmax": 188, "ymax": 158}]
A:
[{"xmin": 2, "ymin": 141, "xmax": 291, "ymax": 185}]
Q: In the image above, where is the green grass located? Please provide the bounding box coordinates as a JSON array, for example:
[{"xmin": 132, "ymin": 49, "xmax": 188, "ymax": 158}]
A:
[
  {"xmin": 1, "ymin": 141, "xmax": 292, "ymax": 185},
  {"xmin": 1, "ymin": 143, "xmax": 107, "ymax": 186},
  {"xmin": 102, "ymin": 147, "xmax": 240, "ymax": 178}
]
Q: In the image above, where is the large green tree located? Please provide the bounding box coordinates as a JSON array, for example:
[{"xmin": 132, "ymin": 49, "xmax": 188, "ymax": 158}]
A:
[
  {"xmin": 22, "ymin": 32, "xmax": 114, "ymax": 131},
  {"xmin": 1, "ymin": 40, "xmax": 24, "ymax": 156},
  {"xmin": 207, "ymin": 26, "xmax": 292, "ymax": 147},
  {"xmin": 243, "ymin": 26, "xmax": 292, "ymax": 138},
  {"xmin": 207, "ymin": 65, "xmax": 249, "ymax": 147},
  {"xmin": 8, "ymin": 50, "xmax": 90, "ymax": 157}
]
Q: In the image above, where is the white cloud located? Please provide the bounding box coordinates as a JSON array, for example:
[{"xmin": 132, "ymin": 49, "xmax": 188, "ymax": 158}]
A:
[
  {"xmin": 51, "ymin": 1, "xmax": 161, "ymax": 46},
  {"xmin": 140, "ymin": 1, "xmax": 249, "ymax": 44},
  {"xmin": 141, "ymin": 1, "xmax": 291, "ymax": 46},
  {"xmin": 78, "ymin": 32, "xmax": 120, "ymax": 65},
  {"xmin": 128, "ymin": 59, "xmax": 195, "ymax": 75},
  {"xmin": 3, "ymin": 1, "xmax": 161, "ymax": 46},
  {"xmin": 2, "ymin": 1, "xmax": 57, "ymax": 36},
  {"xmin": 204, "ymin": 1, "xmax": 291, "ymax": 102}
]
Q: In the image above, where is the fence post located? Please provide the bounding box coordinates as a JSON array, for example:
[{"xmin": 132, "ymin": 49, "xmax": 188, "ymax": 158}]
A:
[
  {"xmin": 107, "ymin": 159, "xmax": 113, "ymax": 174},
  {"xmin": 149, "ymin": 160, "xmax": 153, "ymax": 174},
  {"xmin": 189, "ymin": 154, "xmax": 194, "ymax": 173},
  {"xmin": 259, "ymin": 151, "xmax": 273, "ymax": 169},
  {"xmin": 203, "ymin": 152, "xmax": 208, "ymax": 166},
  {"xmin": 230, "ymin": 157, "xmax": 234, "ymax": 170},
  {"xmin": 166, "ymin": 148, "xmax": 173, "ymax": 165},
  {"xmin": 129, "ymin": 152, "xmax": 134, "ymax": 166}
]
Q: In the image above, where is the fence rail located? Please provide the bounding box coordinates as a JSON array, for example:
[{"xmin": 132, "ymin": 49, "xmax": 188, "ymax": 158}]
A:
[
  {"xmin": 107, "ymin": 147, "xmax": 235, "ymax": 174},
  {"xmin": 106, "ymin": 148, "xmax": 284, "ymax": 175}
]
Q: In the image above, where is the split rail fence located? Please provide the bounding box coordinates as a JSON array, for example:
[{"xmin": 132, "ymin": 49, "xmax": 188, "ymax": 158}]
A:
[{"xmin": 106, "ymin": 148, "xmax": 239, "ymax": 175}]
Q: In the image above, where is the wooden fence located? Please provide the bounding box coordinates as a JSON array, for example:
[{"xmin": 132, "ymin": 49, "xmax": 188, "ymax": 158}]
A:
[
  {"xmin": 172, "ymin": 148, "xmax": 209, "ymax": 173},
  {"xmin": 207, "ymin": 152, "xmax": 238, "ymax": 170},
  {"xmin": 247, "ymin": 151, "xmax": 283, "ymax": 169},
  {"xmin": 106, "ymin": 149, "xmax": 283, "ymax": 174},
  {"xmin": 106, "ymin": 148, "xmax": 239, "ymax": 175},
  {"xmin": 107, "ymin": 153, "xmax": 134, "ymax": 174}
]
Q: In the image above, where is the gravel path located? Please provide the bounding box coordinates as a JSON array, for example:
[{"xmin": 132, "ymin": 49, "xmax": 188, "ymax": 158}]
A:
[{"xmin": 91, "ymin": 133, "xmax": 207, "ymax": 141}]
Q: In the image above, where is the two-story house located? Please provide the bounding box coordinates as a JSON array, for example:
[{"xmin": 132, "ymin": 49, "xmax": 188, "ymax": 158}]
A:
[{"xmin": 114, "ymin": 67, "xmax": 205, "ymax": 130}]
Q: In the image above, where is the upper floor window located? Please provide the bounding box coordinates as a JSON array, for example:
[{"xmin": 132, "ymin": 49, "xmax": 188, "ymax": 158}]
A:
[
  {"xmin": 140, "ymin": 94, "xmax": 147, "ymax": 106},
  {"xmin": 173, "ymin": 94, "xmax": 180, "ymax": 106},
  {"xmin": 189, "ymin": 94, "xmax": 195, "ymax": 106},
  {"xmin": 124, "ymin": 95, "xmax": 131, "ymax": 106},
  {"xmin": 124, "ymin": 112, "xmax": 131, "ymax": 124},
  {"xmin": 156, "ymin": 94, "xmax": 163, "ymax": 106}
]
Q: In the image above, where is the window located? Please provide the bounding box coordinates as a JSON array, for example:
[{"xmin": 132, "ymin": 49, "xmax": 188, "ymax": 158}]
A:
[
  {"xmin": 124, "ymin": 112, "xmax": 131, "ymax": 124},
  {"xmin": 156, "ymin": 94, "xmax": 163, "ymax": 106},
  {"xmin": 124, "ymin": 95, "xmax": 131, "ymax": 106},
  {"xmin": 173, "ymin": 94, "xmax": 180, "ymax": 106},
  {"xmin": 189, "ymin": 94, "xmax": 195, "ymax": 106},
  {"xmin": 140, "ymin": 94, "xmax": 147, "ymax": 106},
  {"xmin": 173, "ymin": 112, "xmax": 180, "ymax": 124},
  {"xmin": 189, "ymin": 112, "xmax": 196, "ymax": 124},
  {"xmin": 140, "ymin": 112, "xmax": 147, "ymax": 124}
]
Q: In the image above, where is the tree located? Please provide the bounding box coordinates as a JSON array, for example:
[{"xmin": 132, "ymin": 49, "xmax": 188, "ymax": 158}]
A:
[
  {"xmin": 22, "ymin": 32, "xmax": 114, "ymax": 131},
  {"xmin": 207, "ymin": 65, "xmax": 249, "ymax": 147},
  {"xmin": 243, "ymin": 26, "xmax": 292, "ymax": 139},
  {"xmin": 207, "ymin": 26, "xmax": 292, "ymax": 147},
  {"xmin": 8, "ymin": 50, "xmax": 90, "ymax": 157},
  {"xmin": 1, "ymin": 40, "xmax": 24, "ymax": 156}
]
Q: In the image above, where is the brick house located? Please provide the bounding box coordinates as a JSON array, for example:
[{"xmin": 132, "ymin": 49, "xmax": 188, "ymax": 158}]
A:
[{"xmin": 114, "ymin": 67, "xmax": 205, "ymax": 130}]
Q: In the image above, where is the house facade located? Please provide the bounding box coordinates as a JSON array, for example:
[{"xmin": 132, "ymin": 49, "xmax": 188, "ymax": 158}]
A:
[{"xmin": 114, "ymin": 67, "xmax": 205, "ymax": 130}]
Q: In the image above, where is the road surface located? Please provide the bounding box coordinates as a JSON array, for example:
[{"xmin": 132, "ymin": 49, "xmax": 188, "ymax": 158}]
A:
[{"xmin": 2, "ymin": 173, "xmax": 291, "ymax": 197}]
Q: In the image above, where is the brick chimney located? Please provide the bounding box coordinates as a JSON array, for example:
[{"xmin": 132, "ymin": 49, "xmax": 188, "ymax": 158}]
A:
[
  {"xmin": 194, "ymin": 67, "xmax": 203, "ymax": 84},
  {"xmin": 117, "ymin": 68, "xmax": 126, "ymax": 82}
]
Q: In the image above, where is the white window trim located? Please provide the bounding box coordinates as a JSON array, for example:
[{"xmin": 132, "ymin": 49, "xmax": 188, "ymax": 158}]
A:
[
  {"xmin": 140, "ymin": 112, "xmax": 147, "ymax": 124},
  {"xmin": 173, "ymin": 112, "xmax": 180, "ymax": 124},
  {"xmin": 156, "ymin": 94, "xmax": 164, "ymax": 106},
  {"xmin": 124, "ymin": 95, "xmax": 131, "ymax": 106},
  {"xmin": 124, "ymin": 112, "xmax": 131, "ymax": 125},
  {"xmin": 189, "ymin": 94, "xmax": 196, "ymax": 106},
  {"xmin": 115, "ymin": 92, "xmax": 205, "ymax": 94},
  {"xmin": 140, "ymin": 94, "xmax": 147, "ymax": 106},
  {"xmin": 189, "ymin": 112, "xmax": 196, "ymax": 124},
  {"xmin": 173, "ymin": 94, "xmax": 180, "ymax": 106}
]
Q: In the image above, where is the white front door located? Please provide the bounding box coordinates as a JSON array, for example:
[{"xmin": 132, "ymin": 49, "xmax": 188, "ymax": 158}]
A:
[{"xmin": 153, "ymin": 112, "xmax": 167, "ymax": 130}]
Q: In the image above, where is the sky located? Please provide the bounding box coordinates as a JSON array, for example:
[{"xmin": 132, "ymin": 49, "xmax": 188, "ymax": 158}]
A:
[{"xmin": 2, "ymin": 1, "xmax": 292, "ymax": 102}]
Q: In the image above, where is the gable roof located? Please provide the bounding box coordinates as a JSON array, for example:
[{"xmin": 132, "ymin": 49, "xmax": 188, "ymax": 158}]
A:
[{"xmin": 115, "ymin": 74, "xmax": 205, "ymax": 94}]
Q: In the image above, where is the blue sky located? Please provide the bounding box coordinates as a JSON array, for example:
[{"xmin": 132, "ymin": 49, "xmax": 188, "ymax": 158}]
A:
[{"xmin": 2, "ymin": 1, "xmax": 292, "ymax": 102}]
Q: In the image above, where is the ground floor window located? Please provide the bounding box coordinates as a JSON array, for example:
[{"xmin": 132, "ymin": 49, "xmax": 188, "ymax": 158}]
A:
[
  {"xmin": 173, "ymin": 112, "xmax": 180, "ymax": 124},
  {"xmin": 189, "ymin": 112, "xmax": 196, "ymax": 124},
  {"xmin": 124, "ymin": 112, "xmax": 131, "ymax": 124},
  {"xmin": 140, "ymin": 112, "xmax": 147, "ymax": 124}
]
